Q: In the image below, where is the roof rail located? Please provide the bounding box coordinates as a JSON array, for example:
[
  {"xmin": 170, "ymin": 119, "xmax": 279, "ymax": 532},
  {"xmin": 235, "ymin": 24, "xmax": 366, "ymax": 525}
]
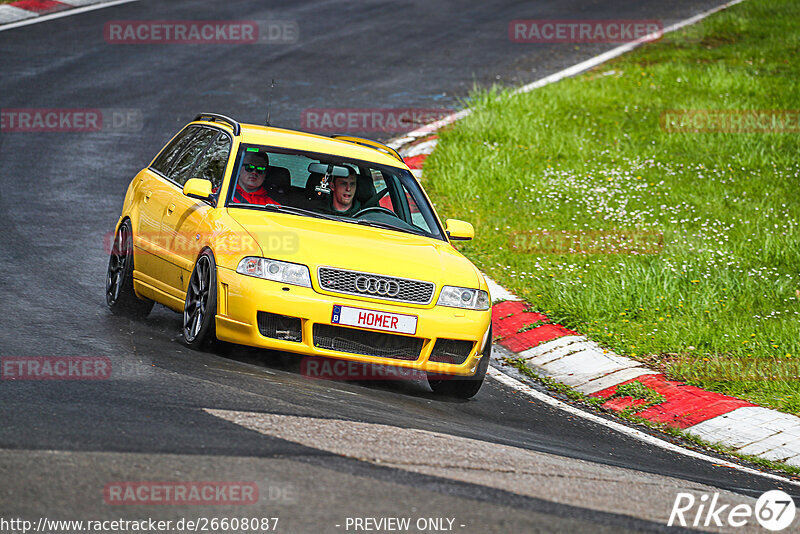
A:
[
  {"xmin": 330, "ymin": 135, "xmax": 404, "ymax": 163},
  {"xmin": 193, "ymin": 113, "xmax": 241, "ymax": 136}
]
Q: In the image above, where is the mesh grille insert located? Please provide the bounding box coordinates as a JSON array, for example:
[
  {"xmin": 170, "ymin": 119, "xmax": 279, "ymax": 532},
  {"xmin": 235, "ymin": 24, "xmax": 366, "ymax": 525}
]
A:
[
  {"xmin": 429, "ymin": 338, "xmax": 474, "ymax": 365},
  {"xmin": 318, "ymin": 267, "xmax": 434, "ymax": 304},
  {"xmin": 257, "ymin": 312, "xmax": 302, "ymax": 342},
  {"xmin": 313, "ymin": 324, "xmax": 423, "ymax": 361}
]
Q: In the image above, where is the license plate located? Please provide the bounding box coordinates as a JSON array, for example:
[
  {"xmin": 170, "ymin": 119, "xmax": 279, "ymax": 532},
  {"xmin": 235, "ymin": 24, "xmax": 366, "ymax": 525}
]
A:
[{"xmin": 331, "ymin": 305, "xmax": 417, "ymax": 335}]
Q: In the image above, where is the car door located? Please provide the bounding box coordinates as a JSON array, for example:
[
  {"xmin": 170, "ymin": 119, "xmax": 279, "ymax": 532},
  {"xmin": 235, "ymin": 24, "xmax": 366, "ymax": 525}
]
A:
[
  {"xmin": 160, "ymin": 129, "xmax": 232, "ymax": 298},
  {"xmin": 133, "ymin": 126, "xmax": 200, "ymax": 287}
]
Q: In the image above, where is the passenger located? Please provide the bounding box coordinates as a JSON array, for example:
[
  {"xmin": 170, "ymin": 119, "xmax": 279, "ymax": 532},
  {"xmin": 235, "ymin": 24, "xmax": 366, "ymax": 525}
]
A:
[
  {"xmin": 232, "ymin": 152, "xmax": 279, "ymax": 205},
  {"xmin": 323, "ymin": 168, "xmax": 361, "ymax": 216}
]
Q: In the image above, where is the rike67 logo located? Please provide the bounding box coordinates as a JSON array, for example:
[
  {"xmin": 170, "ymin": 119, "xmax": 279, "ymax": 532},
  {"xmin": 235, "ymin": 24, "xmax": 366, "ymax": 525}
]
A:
[{"xmin": 669, "ymin": 490, "xmax": 796, "ymax": 531}]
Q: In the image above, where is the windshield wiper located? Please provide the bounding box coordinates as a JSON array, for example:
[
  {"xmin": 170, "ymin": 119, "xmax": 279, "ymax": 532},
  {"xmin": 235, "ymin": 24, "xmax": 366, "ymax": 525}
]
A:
[{"xmin": 349, "ymin": 218, "xmax": 423, "ymax": 237}]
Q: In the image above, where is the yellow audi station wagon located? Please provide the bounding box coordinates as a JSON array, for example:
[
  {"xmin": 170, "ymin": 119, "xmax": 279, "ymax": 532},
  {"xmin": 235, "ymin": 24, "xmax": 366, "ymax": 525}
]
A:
[{"xmin": 106, "ymin": 113, "xmax": 492, "ymax": 397}]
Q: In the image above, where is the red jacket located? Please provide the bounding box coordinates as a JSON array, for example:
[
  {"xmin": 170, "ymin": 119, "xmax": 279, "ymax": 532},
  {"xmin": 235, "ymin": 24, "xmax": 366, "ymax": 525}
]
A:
[{"xmin": 231, "ymin": 185, "xmax": 279, "ymax": 206}]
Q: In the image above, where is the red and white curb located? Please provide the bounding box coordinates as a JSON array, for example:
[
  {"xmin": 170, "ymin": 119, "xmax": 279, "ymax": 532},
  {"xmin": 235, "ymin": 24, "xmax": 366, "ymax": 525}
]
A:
[
  {"xmin": 488, "ymin": 299, "xmax": 800, "ymax": 467},
  {"xmin": 0, "ymin": 0, "xmax": 133, "ymax": 26},
  {"xmin": 389, "ymin": 0, "xmax": 800, "ymax": 470}
]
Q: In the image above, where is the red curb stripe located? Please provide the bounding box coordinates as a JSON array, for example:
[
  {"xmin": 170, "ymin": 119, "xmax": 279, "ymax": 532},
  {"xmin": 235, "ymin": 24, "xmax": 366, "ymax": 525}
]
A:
[
  {"xmin": 10, "ymin": 0, "xmax": 70, "ymax": 14},
  {"xmin": 404, "ymin": 154, "xmax": 428, "ymax": 169},
  {"xmin": 491, "ymin": 302, "xmax": 549, "ymax": 340},
  {"xmin": 498, "ymin": 324, "xmax": 577, "ymax": 353},
  {"xmin": 602, "ymin": 397, "xmax": 652, "ymax": 411},
  {"xmin": 492, "ymin": 300, "xmax": 527, "ymax": 318},
  {"xmin": 593, "ymin": 374, "xmax": 756, "ymax": 429}
]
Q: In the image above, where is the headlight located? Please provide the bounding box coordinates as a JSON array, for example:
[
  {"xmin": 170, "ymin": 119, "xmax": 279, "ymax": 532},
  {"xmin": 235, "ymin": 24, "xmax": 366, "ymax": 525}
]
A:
[
  {"xmin": 236, "ymin": 257, "xmax": 311, "ymax": 287},
  {"xmin": 436, "ymin": 286, "xmax": 490, "ymax": 310}
]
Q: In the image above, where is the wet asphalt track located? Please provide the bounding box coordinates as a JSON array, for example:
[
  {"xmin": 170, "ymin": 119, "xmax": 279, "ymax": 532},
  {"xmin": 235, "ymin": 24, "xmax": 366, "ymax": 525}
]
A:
[{"xmin": 1, "ymin": 1, "xmax": 798, "ymax": 532}]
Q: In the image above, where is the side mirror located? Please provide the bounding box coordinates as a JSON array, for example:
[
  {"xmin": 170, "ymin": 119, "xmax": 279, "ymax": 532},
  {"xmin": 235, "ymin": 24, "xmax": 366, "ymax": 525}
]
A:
[
  {"xmin": 183, "ymin": 178, "xmax": 213, "ymax": 201},
  {"xmin": 445, "ymin": 219, "xmax": 474, "ymax": 241}
]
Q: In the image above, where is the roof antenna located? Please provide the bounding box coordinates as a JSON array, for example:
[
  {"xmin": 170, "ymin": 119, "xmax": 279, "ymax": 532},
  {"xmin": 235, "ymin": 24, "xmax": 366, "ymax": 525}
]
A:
[{"xmin": 266, "ymin": 79, "xmax": 275, "ymax": 127}]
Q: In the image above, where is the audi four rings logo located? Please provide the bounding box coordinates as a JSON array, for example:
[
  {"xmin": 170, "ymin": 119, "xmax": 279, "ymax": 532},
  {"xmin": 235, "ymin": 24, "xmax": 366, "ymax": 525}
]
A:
[{"xmin": 355, "ymin": 276, "xmax": 400, "ymax": 296}]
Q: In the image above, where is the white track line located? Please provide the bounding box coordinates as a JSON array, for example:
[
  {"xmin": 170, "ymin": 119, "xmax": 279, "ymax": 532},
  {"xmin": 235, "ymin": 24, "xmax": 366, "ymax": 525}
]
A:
[
  {"xmin": 0, "ymin": 0, "xmax": 140, "ymax": 32},
  {"xmin": 487, "ymin": 367, "xmax": 800, "ymax": 487},
  {"xmin": 7, "ymin": 0, "xmax": 783, "ymax": 483},
  {"xmin": 388, "ymin": 0, "xmax": 746, "ymax": 149},
  {"xmin": 387, "ymin": 0, "xmax": 787, "ymax": 483}
]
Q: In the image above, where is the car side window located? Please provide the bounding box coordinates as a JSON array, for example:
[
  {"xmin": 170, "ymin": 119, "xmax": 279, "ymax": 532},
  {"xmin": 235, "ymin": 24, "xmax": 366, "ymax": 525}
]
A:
[
  {"xmin": 169, "ymin": 128, "xmax": 217, "ymax": 186},
  {"xmin": 189, "ymin": 133, "xmax": 231, "ymax": 192},
  {"xmin": 151, "ymin": 127, "xmax": 200, "ymax": 176}
]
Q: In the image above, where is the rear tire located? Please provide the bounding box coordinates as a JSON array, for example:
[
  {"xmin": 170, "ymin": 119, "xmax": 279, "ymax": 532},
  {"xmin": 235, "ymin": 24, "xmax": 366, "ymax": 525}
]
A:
[
  {"xmin": 428, "ymin": 326, "xmax": 492, "ymax": 399},
  {"xmin": 182, "ymin": 250, "xmax": 218, "ymax": 349},
  {"xmin": 105, "ymin": 220, "xmax": 153, "ymax": 318}
]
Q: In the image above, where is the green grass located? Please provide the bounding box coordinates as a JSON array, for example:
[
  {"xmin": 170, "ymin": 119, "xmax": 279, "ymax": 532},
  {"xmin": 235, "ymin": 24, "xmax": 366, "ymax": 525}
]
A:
[
  {"xmin": 427, "ymin": 0, "xmax": 800, "ymax": 414},
  {"xmin": 610, "ymin": 381, "xmax": 666, "ymax": 415}
]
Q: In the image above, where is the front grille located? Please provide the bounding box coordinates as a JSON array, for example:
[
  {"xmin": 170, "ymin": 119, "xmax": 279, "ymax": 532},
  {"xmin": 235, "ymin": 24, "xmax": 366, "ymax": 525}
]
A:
[
  {"xmin": 318, "ymin": 267, "xmax": 435, "ymax": 304},
  {"xmin": 429, "ymin": 339, "xmax": 474, "ymax": 365},
  {"xmin": 257, "ymin": 312, "xmax": 302, "ymax": 342},
  {"xmin": 313, "ymin": 324, "xmax": 423, "ymax": 361}
]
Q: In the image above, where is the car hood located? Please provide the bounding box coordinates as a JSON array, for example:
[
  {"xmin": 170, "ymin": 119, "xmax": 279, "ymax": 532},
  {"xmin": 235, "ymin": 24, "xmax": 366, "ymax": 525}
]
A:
[{"xmin": 228, "ymin": 209, "xmax": 482, "ymax": 290}]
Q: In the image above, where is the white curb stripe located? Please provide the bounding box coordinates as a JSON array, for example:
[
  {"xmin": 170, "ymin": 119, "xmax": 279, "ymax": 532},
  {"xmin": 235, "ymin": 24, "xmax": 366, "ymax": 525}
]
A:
[
  {"xmin": 686, "ymin": 407, "xmax": 800, "ymax": 462},
  {"xmin": 487, "ymin": 366, "xmax": 800, "ymax": 486},
  {"xmin": 540, "ymin": 349, "xmax": 642, "ymax": 383},
  {"xmin": 517, "ymin": 335, "xmax": 586, "ymax": 360},
  {"xmin": 524, "ymin": 341, "xmax": 594, "ymax": 366},
  {"xmin": 0, "ymin": 5, "xmax": 36, "ymax": 23},
  {"xmin": 388, "ymin": 110, "xmax": 469, "ymax": 149},
  {"xmin": 576, "ymin": 367, "xmax": 658, "ymax": 395},
  {"xmin": 400, "ymin": 138, "xmax": 439, "ymax": 158},
  {"xmin": 0, "ymin": 0, "xmax": 139, "ymax": 32},
  {"xmin": 483, "ymin": 274, "xmax": 520, "ymax": 302}
]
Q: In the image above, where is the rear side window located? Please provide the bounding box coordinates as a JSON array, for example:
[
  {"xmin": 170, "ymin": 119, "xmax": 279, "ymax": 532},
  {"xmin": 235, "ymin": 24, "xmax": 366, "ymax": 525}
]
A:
[
  {"xmin": 151, "ymin": 127, "xmax": 199, "ymax": 176},
  {"xmin": 191, "ymin": 133, "xmax": 232, "ymax": 191},
  {"xmin": 169, "ymin": 129, "xmax": 217, "ymax": 186}
]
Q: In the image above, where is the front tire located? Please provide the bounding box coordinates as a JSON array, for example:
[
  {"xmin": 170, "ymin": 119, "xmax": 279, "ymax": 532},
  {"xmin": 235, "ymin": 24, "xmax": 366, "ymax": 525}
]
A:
[
  {"xmin": 428, "ymin": 326, "xmax": 492, "ymax": 399},
  {"xmin": 105, "ymin": 220, "xmax": 153, "ymax": 318},
  {"xmin": 182, "ymin": 250, "xmax": 218, "ymax": 349}
]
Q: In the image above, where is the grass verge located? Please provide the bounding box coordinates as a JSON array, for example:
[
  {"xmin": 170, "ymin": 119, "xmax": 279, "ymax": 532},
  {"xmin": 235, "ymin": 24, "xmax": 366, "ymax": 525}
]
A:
[{"xmin": 427, "ymin": 0, "xmax": 800, "ymax": 414}]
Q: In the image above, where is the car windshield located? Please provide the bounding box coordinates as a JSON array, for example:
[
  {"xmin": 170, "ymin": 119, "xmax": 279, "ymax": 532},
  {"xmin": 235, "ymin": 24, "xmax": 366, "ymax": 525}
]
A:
[{"xmin": 225, "ymin": 144, "xmax": 446, "ymax": 241}]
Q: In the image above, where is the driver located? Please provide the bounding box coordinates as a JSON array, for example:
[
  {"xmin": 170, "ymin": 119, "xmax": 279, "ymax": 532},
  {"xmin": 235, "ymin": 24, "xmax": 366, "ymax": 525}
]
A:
[
  {"xmin": 323, "ymin": 168, "xmax": 361, "ymax": 216},
  {"xmin": 232, "ymin": 152, "xmax": 279, "ymax": 205}
]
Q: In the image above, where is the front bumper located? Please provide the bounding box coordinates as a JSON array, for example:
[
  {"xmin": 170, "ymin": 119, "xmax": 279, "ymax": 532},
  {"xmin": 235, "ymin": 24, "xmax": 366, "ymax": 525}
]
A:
[{"xmin": 215, "ymin": 266, "xmax": 492, "ymax": 376}]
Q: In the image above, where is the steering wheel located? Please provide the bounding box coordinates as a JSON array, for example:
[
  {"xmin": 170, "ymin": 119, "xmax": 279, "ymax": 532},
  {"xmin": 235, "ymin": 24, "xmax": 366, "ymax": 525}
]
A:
[{"xmin": 353, "ymin": 206, "xmax": 399, "ymax": 218}]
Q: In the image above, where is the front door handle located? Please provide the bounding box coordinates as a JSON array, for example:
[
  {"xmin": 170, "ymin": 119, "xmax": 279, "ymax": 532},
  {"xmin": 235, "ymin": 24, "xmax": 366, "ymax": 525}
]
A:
[
  {"xmin": 167, "ymin": 203, "xmax": 176, "ymax": 214},
  {"xmin": 144, "ymin": 191, "xmax": 153, "ymax": 202}
]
